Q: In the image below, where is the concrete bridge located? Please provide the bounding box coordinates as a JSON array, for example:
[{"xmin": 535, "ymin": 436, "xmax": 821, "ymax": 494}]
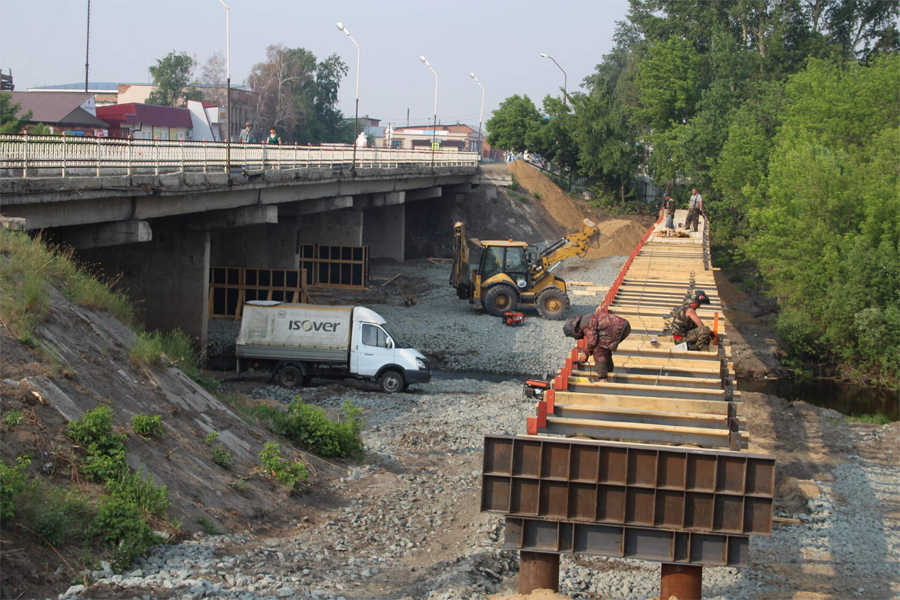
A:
[{"xmin": 1, "ymin": 136, "xmax": 491, "ymax": 349}]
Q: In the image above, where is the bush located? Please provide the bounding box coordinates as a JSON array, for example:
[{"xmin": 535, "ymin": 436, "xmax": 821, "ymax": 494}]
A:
[
  {"xmin": 90, "ymin": 497, "xmax": 161, "ymax": 570},
  {"xmin": 258, "ymin": 442, "xmax": 308, "ymax": 489},
  {"xmin": 3, "ymin": 410, "xmax": 24, "ymax": 428},
  {"xmin": 204, "ymin": 431, "xmax": 220, "ymax": 445},
  {"xmin": 212, "ymin": 445, "xmax": 233, "ymax": 469},
  {"xmin": 132, "ymin": 414, "xmax": 166, "ymax": 439},
  {"xmin": 271, "ymin": 400, "xmax": 364, "ymax": 459},
  {"xmin": 67, "ymin": 406, "xmax": 127, "ymax": 456},
  {"xmin": 103, "ymin": 467, "xmax": 170, "ymax": 516},
  {"xmin": 196, "ymin": 516, "xmax": 222, "ymax": 535},
  {"xmin": 19, "ymin": 483, "xmax": 95, "ymax": 546},
  {"xmin": 0, "ymin": 456, "xmax": 31, "ymax": 520}
]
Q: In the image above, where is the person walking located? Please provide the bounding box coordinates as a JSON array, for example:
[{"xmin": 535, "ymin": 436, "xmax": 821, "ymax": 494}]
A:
[
  {"xmin": 563, "ymin": 312, "xmax": 632, "ymax": 383},
  {"xmin": 265, "ymin": 126, "xmax": 282, "ymax": 146},
  {"xmin": 661, "ymin": 194, "xmax": 676, "ymax": 236},
  {"xmin": 670, "ymin": 291, "xmax": 713, "ymax": 351},
  {"xmin": 686, "ymin": 188, "xmax": 703, "ymax": 232},
  {"xmin": 240, "ymin": 122, "xmax": 257, "ymax": 172}
]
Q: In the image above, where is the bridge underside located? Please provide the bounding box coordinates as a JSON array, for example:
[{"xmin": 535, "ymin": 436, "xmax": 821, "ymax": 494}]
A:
[{"xmin": 53, "ymin": 171, "xmax": 480, "ymax": 352}]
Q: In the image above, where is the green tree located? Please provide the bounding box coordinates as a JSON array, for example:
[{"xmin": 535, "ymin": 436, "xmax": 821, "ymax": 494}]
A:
[
  {"xmin": 146, "ymin": 51, "xmax": 203, "ymax": 107},
  {"xmin": 744, "ymin": 56, "xmax": 900, "ymax": 383},
  {"xmin": 0, "ymin": 92, "xmax": 29, "ymax": 133},
  {"xmin": 485, "ymin": 94, "xmax": 544, "ymax": 153},
  {"xmin": 526, "ymin": 95, "xmax": 579, "ymax": 173}
]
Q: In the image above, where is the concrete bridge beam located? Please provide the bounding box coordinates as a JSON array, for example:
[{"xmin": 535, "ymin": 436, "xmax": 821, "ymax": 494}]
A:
[
  {"xmin": 279, "ymin": 196, "xmax": 354, "ymax": 217},
  {"xmin": 183, "ymin": 206, "xmax": 278, "ymax": 231},
  {"xmin": 57, "ymin": 220, "xmax": 152, "ymax": 250},
  {"xmin": 406, "ymin": 187, "xmax": 442, "ymax": 202}
]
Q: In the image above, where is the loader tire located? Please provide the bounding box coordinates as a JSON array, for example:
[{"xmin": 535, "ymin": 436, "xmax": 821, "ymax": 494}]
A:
[
  {"xmin": 536, "ymin": 288, "xmax": 570, "ymax": 320},
  {"xmin": 483, "ymin": 285, "xmax": 518, "ymax": 317}
]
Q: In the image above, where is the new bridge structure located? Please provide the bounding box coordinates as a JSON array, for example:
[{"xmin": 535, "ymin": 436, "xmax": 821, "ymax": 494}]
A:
[
  {"xmin": 0, "ymin": 134, "xmax": 485, "ymax": 349},
  {"xmin": 481, "ymin": 211, "xmax": 776, "ymax": 599}
]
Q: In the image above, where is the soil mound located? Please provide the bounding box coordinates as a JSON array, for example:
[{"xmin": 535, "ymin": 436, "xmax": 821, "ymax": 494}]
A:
[
  {"xmin": 506, "ymin": 160, "xmax": 586, "ymax": 230},
  {"xmin": 586, "ymin": 219, "xmax": 649, "ymax": 258}
]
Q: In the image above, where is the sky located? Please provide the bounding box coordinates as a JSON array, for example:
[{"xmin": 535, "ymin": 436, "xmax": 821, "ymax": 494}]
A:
[{"xmin": 0, "ymin": 0, "xmax": 630, "ymax": 129}]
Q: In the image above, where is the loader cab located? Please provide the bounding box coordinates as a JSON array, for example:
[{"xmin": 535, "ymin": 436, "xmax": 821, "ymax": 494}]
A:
[{"xmin": 478, "ymin": 241, "xmax": 530, "ymax": 289}]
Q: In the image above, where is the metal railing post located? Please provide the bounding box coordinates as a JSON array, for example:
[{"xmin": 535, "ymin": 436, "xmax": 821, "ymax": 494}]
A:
[
  {"xmin": 62, "ymin": 133, "xmax": 68, "ymax": 178},
  {"xmin": 127, "ymin": 137, "xmax": 132, "ymax": 177},
  {"xmin": 155, "ymin": 138, "xmax": 160, "ymax": 176},
  {"xmin": 22, "ymin": 132, "xmax": 29, "ymax": 178},
  {"xmin": 96, "ymin": 136, "xmax": 101, "ymax": 177},
  {"xmin": 180, "ymin": 137, "xmax": 185, "ymax": 173}
]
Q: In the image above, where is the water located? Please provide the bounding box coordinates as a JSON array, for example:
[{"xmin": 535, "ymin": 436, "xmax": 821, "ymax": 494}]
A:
[{"xmin": 738, "ymin": 377, "xmax": 899, "ymax": 421}]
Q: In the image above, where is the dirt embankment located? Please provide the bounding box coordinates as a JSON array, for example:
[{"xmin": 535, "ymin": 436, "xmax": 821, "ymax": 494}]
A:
[{"xmin": 504, "ymin": 161, "xmax": 649, "ymax": 257}]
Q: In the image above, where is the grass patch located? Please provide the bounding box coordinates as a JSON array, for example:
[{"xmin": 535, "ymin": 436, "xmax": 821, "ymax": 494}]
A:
[
  {"xmin": 132, "ymin": 414, "xmax": 166, "ymax": 439},
  {"xmin": 3, "ymin": 410, "xmax": 24, "ymax": 428},
  {"xmin": 212, "ymin": 444, "xmax": 233, "ymax": 469},
  {"xmin": 259, "ymin": 442, "xmax": 308, "ymax": 489},
  {"xmin": 270, "ymin": 400, "xmax": 365, "ymax": 459},
  {"xmin": 843, "ymin": 413, "xmax": 892, "ymax": 425},
  {"xmin": 532, "ymin": 191, "xmax": 542, "ymax": 200},
  {"xmin": 0, "ymin": 231, "xmax": 136, "ymax": 340},
  {"xmin": 196, "ymin": 516, "xmax": 222, "ymax": 535},
  {"xmin": 129, "ymin": 329, "xmax": 195, "ymax": 367}
]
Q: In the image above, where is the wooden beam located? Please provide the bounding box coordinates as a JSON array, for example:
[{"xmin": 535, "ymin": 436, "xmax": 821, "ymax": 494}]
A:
[{"xmin": 553, "ymin": 390, "xmax": 742, "ymax": 416}]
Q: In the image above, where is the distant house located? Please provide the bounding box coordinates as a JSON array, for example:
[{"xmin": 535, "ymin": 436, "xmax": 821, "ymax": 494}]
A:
[
  {"xmin": 390, "ymin": 124, "xmax": 482, "ymax": 153},
  {"xmin": 8, "ymin": 91, "xmax": 109, "ymax": 135},
  {"xmin": 28, "ymin": 82, "xmax": 122, "ymax": 106},
  {"xmin": 96, "ymin": 103, "xmax": 193, "ymax": 140}
]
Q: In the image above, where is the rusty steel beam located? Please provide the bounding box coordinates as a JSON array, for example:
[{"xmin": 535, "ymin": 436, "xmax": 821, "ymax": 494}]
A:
[{"xmin": 519, "ymin": 551, "xmax": 560, "ymax": 594}]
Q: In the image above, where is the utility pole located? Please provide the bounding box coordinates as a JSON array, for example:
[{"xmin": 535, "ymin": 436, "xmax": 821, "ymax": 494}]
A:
[
  {"xmin": 85, "ymin": 0, "xmax": 91, "ymax": 92},
  {"xmin": 220, "ymin": 0, "xmax": 231, "ymax": 173},
  {"xmin": 407, "ymin": 108, "xmax": 409, "ymax": 127}
]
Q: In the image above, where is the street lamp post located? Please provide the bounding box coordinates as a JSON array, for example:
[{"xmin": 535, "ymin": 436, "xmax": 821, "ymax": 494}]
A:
[
  {"xmin": 219, "ymin": 0, "xmax": 231, "ymax": 173},
  {"xmin": 336, "ymin": 22, "xmax": 360, "ymax": 174},
  {"xmin": 540, "ymin": 53, "xmax": 568, "ymax": 104},
  {"xmin": 469, "ymin": 73, "xmax": 485, "ymax": 161},
  {"xmin": 419, "ymin": 56, "xmax": 438, "ymax": 169}
]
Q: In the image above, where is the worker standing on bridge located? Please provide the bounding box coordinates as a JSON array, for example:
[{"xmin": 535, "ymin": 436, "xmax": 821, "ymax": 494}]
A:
[
  {"xmin": 670, "ymin": 291, "xmax": 713, "ymax": 351},
  {"xmin": 563, "ymin": 312, "xmax": 632, "ymax": 383},
  {"xmin": 686, "ymin": 188, "xmax": 703, "ymax": 232},
  {"xmin": 661, "ymin": 194, "xmax": 676, "ymax": 236}
]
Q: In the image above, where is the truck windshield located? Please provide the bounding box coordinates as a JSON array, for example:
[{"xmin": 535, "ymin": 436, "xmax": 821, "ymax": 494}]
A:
[{"xmin": 381, "ymin": 326, "xmax": 408, "ymax": 348}]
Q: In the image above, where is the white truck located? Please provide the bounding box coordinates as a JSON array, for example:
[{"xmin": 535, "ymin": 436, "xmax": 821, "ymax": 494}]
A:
[{"xmin": 235, "ymin": 302, "xmax": 431, "ymax": 393}]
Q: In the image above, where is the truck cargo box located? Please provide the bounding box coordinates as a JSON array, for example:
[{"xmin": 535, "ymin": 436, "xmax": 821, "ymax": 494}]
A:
[{"xmin": 236, "ymin": 303, "xmax": 354, "ymax": 362}]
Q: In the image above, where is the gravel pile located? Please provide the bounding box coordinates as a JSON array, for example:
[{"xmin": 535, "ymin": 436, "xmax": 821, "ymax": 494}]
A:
[
  {"xmin": 57, "ymin": 376, "xmax": 898, "ymax": 600},
  {"xmin": 371, "ymin": 257, "xmax": 626, "ymax": 376}
]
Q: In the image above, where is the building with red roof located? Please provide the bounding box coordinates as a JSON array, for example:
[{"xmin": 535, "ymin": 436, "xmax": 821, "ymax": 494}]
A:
[{"xmin": 96, "ymin": 103, "xmax": 194, "ymax": 140}]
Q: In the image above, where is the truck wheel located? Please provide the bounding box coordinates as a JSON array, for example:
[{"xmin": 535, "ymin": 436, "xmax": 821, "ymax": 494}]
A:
[
  {"xmin": 276, "ymin": 365, "xmax": 303, "ymax": 388},
  {"xmin": 483, "ymin": 285, "xmax": 518, "ymax": 317},
  {"xmin": 537, "ymin": 288, "xmax": 570, "ymax": 320},
  {"xmin": 378, "ymin": 370, "xmax": 404, "ymax": 394}
]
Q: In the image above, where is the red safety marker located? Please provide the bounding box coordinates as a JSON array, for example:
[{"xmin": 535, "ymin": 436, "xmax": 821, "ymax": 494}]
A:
[
  {"xmin": 537, "ymin": 401, "xmax": 548, "ymax": 428},
  {"xmin": 577, "ymin": 339, "xmax": 586, "ymax": 351},
  {"xmin": 565, "ymin": 358, "xmax": 573, "ymax": 373},
  {"xmin": 554, "ymin": 375, "xmax": 563, "ymax": 390},
  {"xmin": 559, "ymin": 372, "xmax": 568, "ymax": 391},
  {"xmin": 570, "ymin": 348, "xmax": 579, "ymax": 362},
  {"xmin": 526, "ymin": 417, "xmax": 538, "ymax": 435}
]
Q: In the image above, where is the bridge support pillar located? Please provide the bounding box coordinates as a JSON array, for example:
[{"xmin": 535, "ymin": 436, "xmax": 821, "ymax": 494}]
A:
[
  {"xmin": 80, "ymin": 229, "xmax": 211, "ymax": 355},
  {"xmin": 210, "ymin": 223, "xmax": 299, "ymax": 270},
  {"xmin": 363, "ymin": 204, "xmax": 405, "ymax": 261},
  {"xmin": 298, "ymin": 209, "xmax": 363, "ymax": 247}
]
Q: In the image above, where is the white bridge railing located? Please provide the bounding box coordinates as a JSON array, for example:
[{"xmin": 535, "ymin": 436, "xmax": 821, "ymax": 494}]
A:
[{"xmin": 0, "ymin": 134, "xmax": 479, "ymax": 178}]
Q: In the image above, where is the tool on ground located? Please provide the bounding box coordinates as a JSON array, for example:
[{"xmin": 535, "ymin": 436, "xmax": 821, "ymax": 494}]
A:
[
  {"xmin": 522, "ymin": 378, "xmax": 550, "ymax": 400},
  {"xmin": 449, "ymin": 219, "xmax": 605, "ymax": 320},
  {"xmin": 503, "ymin": 311, "xmax": 525, "ymax": 326}
]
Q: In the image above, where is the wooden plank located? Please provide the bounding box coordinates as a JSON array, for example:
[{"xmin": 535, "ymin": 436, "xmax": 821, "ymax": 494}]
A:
[
  {"xmin": 573, "ymin": 290, "xmax": 600, "ymax": 296},
  {"xmin": 552, "ymin": 404, "xmax": 744, "ymax": 431},
  {"xmin": 561, "ymin": 380, "xmax": 726, "ymax": 400},
  {"xmin": 581, "ymin": 372, "xmax": 723, "ymax": 389},
  {"xmin": 553, "ymin": 390, "xmax": 742, "ymax": 417},
  {"xmin": 541, "ymin": 416, "xmax": 747, "ymax": 449}
]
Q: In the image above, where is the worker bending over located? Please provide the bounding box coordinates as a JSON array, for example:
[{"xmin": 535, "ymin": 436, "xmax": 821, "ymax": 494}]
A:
[
  {"xmin": 671, "ymin": 291, "xmax": 713, "ymax": 351},
  {"xmin": 563, "ymin": 312, "xmax": 632, "ymax": 382}
]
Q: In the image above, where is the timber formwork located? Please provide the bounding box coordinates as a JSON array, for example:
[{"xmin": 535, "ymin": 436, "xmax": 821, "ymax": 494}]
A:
[{"xmin": 482, "ymin": 210, "xmax": 776, "ymax": 580}]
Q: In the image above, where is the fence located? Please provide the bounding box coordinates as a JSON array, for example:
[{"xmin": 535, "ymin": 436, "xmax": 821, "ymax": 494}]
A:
[
  {"xmin": 0, "ymin": 134, "xmax": 479, "ymax": 178},
  {"xmin": 299, "ymin": 244, "xmax": 369, "ymax": 290},
  {"xmin": 208, "ymin": 266, "xmax": 310, "ymax": 318}
]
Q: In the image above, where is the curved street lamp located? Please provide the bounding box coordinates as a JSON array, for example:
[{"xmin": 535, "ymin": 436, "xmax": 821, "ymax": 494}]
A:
[
  {"xmin": 540, "ymin": 53, "xmax": 568, "ymax": 104},
  {"xmin": 420, "ymin": 56, "xmax": 438, "ymax": 168},
  {"xmin": 336, "ymin": 22, "xmax": 360, "ymax": 172},
  {"xmin": 469, "ymin": 73, "xmax": 485, "ymax": 160}
]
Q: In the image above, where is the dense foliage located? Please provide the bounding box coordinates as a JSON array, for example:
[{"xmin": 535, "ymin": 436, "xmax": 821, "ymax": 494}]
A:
[
  {"xmin": 146, "ymin": 51, "xmax": 203, "ymax": 107},
  {"xmin": 484, "ymin": 0, "xmax": 899, "ymax": 384}
]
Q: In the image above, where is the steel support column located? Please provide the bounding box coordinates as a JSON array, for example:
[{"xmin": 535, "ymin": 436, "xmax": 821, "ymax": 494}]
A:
[
  {"xmin": 519, "ymin": 551, "xmax": 559, "ymax": 594},
  {"xmin": 661, "ymin": 563, "xmax": 702, "ymax": 600}
]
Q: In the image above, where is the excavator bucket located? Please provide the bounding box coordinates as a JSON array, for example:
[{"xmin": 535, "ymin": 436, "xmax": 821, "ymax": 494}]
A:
[{"xmin": 582, "ymin": 218, "xmax": 601, "ymax": 248}]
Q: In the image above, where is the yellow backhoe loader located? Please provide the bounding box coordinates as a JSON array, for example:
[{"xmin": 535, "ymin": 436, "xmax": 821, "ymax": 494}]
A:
[{"xmin": 449, "ymin": 218, "xmax": 602, "ymax": 320}]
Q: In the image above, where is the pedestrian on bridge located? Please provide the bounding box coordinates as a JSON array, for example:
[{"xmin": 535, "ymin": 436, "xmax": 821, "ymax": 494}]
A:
[
  {"xmin": 661, "ymin": 194, "xmax": 676, "ymax": 236},
  {"xmin": 240, "ymin": 122, "xmax": 257, "ymax": 172},
  {"xmin": 686, "ymin": 188, "xmax": 703, "ymax": 232},
  {"xmin": 669, "ymin": 291, "xmax": 712, "ymax": 351},
  {"xmin": 563, "ymin": 312, "xmax": 632, "ymax": 383}
]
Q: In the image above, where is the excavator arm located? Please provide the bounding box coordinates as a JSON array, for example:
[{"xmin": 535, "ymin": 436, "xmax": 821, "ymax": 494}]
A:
[{"xmin": 531, "ymin": 218, "xmax": 602, "ymax": 280}]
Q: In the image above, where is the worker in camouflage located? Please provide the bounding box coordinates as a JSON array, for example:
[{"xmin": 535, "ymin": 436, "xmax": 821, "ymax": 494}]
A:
[
  {"xmin": 670, "ymin": 290, "xmax": 712, "ymax": 351},
  {"xmin": 563, "ymin": 312, "xmax": 632, "ymax": 382}
]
